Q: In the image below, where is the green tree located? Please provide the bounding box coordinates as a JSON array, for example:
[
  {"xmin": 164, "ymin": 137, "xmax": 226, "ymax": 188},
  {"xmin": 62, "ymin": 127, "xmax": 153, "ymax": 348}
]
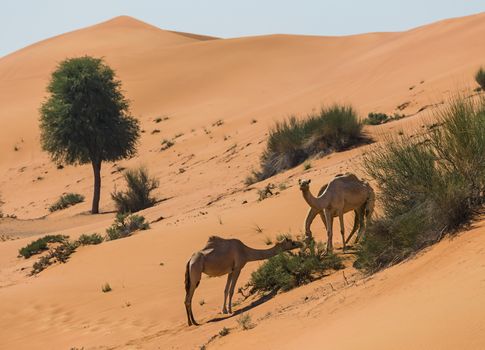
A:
[{"xmin": 40, "ymin": 56, "xmax": 140, "ymax": 214}]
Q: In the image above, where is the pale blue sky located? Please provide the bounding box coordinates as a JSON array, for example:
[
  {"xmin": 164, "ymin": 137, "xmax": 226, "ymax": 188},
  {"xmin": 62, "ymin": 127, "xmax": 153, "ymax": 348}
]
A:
[{"xmin": 2, "ymin": 0, "xmax": 485, "ymax": 56}]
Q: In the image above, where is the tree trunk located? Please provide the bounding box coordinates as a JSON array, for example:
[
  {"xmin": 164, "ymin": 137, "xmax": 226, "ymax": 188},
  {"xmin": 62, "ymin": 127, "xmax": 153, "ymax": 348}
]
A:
[{"xmin": 91, "ymin": 160, "xmax": 102, "ymax": 214}]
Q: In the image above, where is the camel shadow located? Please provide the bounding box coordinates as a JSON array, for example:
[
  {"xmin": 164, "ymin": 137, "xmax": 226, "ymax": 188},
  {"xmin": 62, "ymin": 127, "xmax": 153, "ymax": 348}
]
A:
[{"xmin": 206, "ymin": 290, "xmax": 277, "ymax": 323}]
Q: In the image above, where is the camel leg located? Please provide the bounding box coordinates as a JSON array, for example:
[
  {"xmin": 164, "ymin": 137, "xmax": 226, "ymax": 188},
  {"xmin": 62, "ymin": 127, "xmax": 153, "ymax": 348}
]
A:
[
  {"xmin": 185, "ymin": 259, "xmax": 202, "ymax": 326},
  {"xmin": 305, "ymin": 207, "xmax": 323, "ymax": 241},
  {"xmin": 338, "ymin": 212, "xmax": 346, "ymax": 251},
  {"xmin": 222, "ymin": 272, "xmax": 233, "ymax": 314},
  {"xmin": 345, "ymin": 209, "xmax": 360, "ymax": 245},
  {"xmin": 345, "ymin": 208, "xmax": 363, "ymax": 245},
  {"xmin": 227, "ymin": 268, "xmax": 242, "ymax": 314},
  {"xmin": 356, "ymin": 209, "xmax": 366, "ymax": 243},
  {"xmin": 324, "ymin": 209, "xmax": 334, "ymax": 253}
]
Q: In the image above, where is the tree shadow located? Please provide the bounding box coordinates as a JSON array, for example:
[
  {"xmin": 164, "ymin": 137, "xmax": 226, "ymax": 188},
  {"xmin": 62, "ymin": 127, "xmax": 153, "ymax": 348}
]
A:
[{"xmin": 206, "ymin": 290, "xmax": 277, "ymax": 324}]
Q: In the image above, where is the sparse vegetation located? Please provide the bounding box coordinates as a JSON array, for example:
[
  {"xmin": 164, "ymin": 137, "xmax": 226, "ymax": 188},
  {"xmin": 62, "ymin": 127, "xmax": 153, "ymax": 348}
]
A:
[
  {"xmin": 363, "ymin": 112, "xmax": 405, "ymax": 125},
  {"xmin": 105, "ymin": 213, "xmax": 150, "ymax": 241},
  {"xmin": 49, "ymin": 193, "xmax": 85, "ymax": 212},
  {"xmin": 111, "ymin": 167, "xmax": 159, "ymax": 213},
  {"xmin": 31, "ymin": 240, "xmax": 77, "ymax": 274},
  {"xmin": 219, "ymin": 327, "xmax": 230, "ymax": 336},
  {"xmin": 77, "ymin": 233, "xmax": 104, "ymax": 245},
  {"xmin": 475, "ymin": 66, "xmax": 485, "ymax": 90},
  {"xmin": 251, "ymin": 105, "xmax": 364, "ymax": 182},
  {"xmin": 355, "ymin": 94, "xmax": 485, "ymax": 273},
  {"xmin": 212, "ymin": 119, "xmax": 224, "ymax": 127},
  {"xmin": 160, "ymin": 139, "xmax": 174, "ymax": 151},
  {"xmin": 258, "ymin": 183, "xmax": 275, "ymax": 201},
  {"xmin": 303, "ymin": 162, "xmax": 312, "ymax": 170},
  {"xmin": 244, "ymin": 175, "xmax": 257, "ymax": 186},
  {"xmin": 237, "ymin": 313, "xmax": 255, "ymax": 330},
  {"xmin": 102, "ymin": 283, "xmax": 112, "ymax": 293},
  {"xmin": 19, "ymin": 234, "xmax": 68, "ymax": 258},
  {"xmin": 249, "ymin": 238, "xmax": 344, "ymax": 293}
]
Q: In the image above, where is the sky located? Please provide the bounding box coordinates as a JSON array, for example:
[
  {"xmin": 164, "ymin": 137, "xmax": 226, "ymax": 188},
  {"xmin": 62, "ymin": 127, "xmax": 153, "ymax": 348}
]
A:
[{"xmin": 1, "ymin": 0, "xmax": 485, "ymax": 57}]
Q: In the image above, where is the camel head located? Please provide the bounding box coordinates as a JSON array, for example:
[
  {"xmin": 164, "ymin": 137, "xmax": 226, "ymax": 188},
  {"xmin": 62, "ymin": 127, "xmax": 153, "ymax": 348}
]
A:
[
  {"xmin": 275, "ymin": 237, "xmax": 303, "ymax": 251},
  {"xmin": 298, "ymin": 179, "xmax": 311, "ymax": 191}
]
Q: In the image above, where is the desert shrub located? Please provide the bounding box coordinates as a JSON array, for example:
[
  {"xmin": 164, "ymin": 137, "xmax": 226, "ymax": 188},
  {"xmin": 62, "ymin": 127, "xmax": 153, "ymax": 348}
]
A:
[
  {"xmin": 355, "ymin": 94, "xmax": 485, "ymax": 273},
  {"xmin": 160, "ymin": 139, "xmax": 174, "ymax": 151},
  {"xmin": 77, "ymin": 233, "xmax": 104, "ymax": 245},
  {"xmin": 237, "ymin": 313, "xmax": 255, "ymax": 330},
  {"xmin": 49, "ymin": 193, "xmax": 85, "ymax": 212},
  {"xmin": 364, "ymin": 112, "xmax": 389, "ymax": 125},
  {"xmin": 364, "ymin": 112, "xmax": 405, "ymax": 125},
  {"xmin": 249, "ymin": 238, "xmax": 344, "ymax": 293},
  {"xmin": 475, "ymin": 66, "xmax": 485, "ymax": 90},
  {"xmin": 32, "ymin": 256, "xmax": 52, "ymax": 274},
  {"xmin": 50, "ymin": 241, "xmax": 77, "ymax": 263},
  {"xmin": 111, "ymin": 167, "xmax": 159, "ymax": 213},
  {"xmin": 219, "ymin": 327, "xmax": 230, "ymax": 336},
  {"xmin": 251, "ymin": 105, "xmax": 363, "ymax": 181},
  {"xmin": 19, "ymin": 234, "xmax": 68, "ymax": 258},
  {"xmin": 31, "ymin": 240, "xmax": 77, "ymax": 274},
  {"xmin": 257, "ymin": 183, "xmax": 275, "ymax": 201},
  {"xmin": 102, "ymin": 283, "xmax": 112, "ymax": 293},
  {"xmin": 105, "ymin": 213, "xmax": 149, "ymax": 241}
]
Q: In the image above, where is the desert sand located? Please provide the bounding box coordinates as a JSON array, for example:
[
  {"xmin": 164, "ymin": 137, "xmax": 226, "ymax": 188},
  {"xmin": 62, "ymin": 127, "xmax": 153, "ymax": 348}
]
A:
[{"xmin": 0, "ymin": 13, "xmax": 484, "ymax": 349}]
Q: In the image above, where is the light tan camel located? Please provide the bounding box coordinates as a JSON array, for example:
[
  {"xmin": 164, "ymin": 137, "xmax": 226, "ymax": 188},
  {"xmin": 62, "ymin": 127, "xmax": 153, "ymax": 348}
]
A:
[
  {"xmin": 299, "ymin": 173, "xmax": 374, "ymax": 252},
  {"xmin": 304, "ymin": 174, "xmax": 360, "ymax": 242},
  {"xmin": 184, "ymin": 236, "xmax": 301, "ymax": 326}
]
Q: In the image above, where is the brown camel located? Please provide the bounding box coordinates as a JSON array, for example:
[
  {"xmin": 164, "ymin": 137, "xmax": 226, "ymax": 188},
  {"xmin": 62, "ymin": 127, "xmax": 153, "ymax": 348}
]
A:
[
  {"xmin": 299, "ymin": 173, "xmax": 374, "ymax": 252},
  {"xmin": 184, "ymin": 236, "xmax": 301, "ymax": 326}
]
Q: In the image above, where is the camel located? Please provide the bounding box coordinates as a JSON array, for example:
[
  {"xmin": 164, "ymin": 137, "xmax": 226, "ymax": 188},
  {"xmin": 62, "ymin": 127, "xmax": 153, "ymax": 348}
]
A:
[
  {"xmin": 299, "ymin": 173, "xmax": 374, "ymax": 252},
  {"xmin": 184, "ymin": 236, "xmax": 301, "ymax": 326},
  {"xmin": 304, "ymin": 175, "xmax": 360, "ymax": 242}
]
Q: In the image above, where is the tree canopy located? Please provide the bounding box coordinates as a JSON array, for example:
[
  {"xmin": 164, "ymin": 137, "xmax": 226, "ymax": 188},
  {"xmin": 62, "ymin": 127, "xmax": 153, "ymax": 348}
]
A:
[{"xmin": 40, "ymin": 56, "xmax": 140, "ymax": 213}]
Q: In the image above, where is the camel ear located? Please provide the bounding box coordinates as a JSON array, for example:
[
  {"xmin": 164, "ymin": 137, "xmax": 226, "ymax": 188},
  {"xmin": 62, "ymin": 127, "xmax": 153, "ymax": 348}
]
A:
[{"xmin": 308, "ymin": 179, "xmax": 311, "ymax": 184}]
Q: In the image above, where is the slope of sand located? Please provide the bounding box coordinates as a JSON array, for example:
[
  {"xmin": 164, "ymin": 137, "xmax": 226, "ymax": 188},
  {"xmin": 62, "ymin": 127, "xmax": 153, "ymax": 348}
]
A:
[{"xmin": 0, "ymin": 13, "xmax": 484, "ymax": 350}]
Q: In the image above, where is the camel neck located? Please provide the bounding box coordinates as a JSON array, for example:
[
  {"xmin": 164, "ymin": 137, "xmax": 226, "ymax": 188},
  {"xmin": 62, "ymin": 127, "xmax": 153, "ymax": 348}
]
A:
[
  {"xmin": 301, "ymin": 188, "xmax": 325, "ymax": 209},
  {"xmin": 245, "ymin": 245, "xmax": 281, "ymax": 262}
]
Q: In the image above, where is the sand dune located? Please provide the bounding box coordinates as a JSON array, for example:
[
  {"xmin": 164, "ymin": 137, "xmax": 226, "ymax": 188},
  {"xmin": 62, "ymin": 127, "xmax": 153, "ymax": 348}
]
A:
[{"xmin": 0, "ymin": 12, "xmax": 484, "ymax": 350}]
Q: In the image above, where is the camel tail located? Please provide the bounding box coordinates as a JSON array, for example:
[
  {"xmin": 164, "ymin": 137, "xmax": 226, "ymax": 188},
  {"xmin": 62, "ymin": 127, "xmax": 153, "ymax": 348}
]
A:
[
  {"xmin": 365, "ymin": 185, "xmax": 375, "ymax": 220},
  {"xmin": 184, "ymin": 260, "xmax": 191, "ymax": 295}
]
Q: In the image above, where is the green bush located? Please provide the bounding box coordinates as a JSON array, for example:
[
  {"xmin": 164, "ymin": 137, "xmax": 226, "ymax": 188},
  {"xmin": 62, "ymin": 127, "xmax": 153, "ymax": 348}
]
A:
[
  {"xmin": 475, "ymin": 67, "xmax": 485, "ymax": 90},
  {"xmin": 364, "ymin": 112, "xmax": 389, "ymax": 125},
  {"xmin": 249, "ymin": 238, "xmax": 344, "ymax": 293},
  {"xmin": 363, "ymin": 112, "xmax": 405, "ymax": 125},
  {"xmin": 106, "ymin": 213, "xmax": 150, "ymax": 241},
  {"xmin": 77, "ymin": 233, "xmax": 104, "ymax": 245},
  {"xmin": 111, "ymin": 167, "xmax": 159, "ymax": 213},
  {"xmin": 251, "ymin": 105, "xmax": 363, "ymax": 181},
  {"xmin": 19, "ymin": 234, "xmax": 68, "ymax": 258},
  {"xmin": 355, "ymin": 94, "xmax": 485, "ymax": 273},
  {"xmin": 49, "ymin": 193, "xmax": 85, "ymax": 212},
  {"xmin": 31, "ymin": 241, "xmax": 77, "ymax": 274}
]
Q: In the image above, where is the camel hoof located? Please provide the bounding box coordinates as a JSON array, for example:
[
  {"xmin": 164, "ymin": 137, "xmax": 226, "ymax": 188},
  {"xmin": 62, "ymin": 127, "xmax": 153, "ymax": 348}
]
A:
[{"xmin": 222, "ymin": 309, "xmax": 228, "ymax": 314}]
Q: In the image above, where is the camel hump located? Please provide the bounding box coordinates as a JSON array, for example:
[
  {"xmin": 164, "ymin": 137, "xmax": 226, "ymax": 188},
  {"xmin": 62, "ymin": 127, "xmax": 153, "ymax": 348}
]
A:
[
  {"xmin": 207, "ymin": 235, "xmax": 225, "ymax": 243},
  {"xmin": 205, "ymin": 235, "xmax": 230, "ymax": 249}
]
